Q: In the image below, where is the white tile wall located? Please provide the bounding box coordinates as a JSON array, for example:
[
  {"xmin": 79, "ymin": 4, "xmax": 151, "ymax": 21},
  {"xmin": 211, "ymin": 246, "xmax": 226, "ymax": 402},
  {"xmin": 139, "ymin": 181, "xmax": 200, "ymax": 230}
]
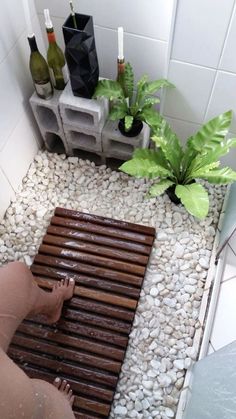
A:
[
  {"xmin": 165, "ymin": 117, "xmax": 201, "ymax": 145},
  {"xmin": 163, "ymin": 60, "xmax": 216, "ymax": 124},
  {"xmin": 220, "ymin": 3, "xmax": 236, "ymax": 73},
  {"xmin": 205, "ymin": 71, "xmax": 236, "ymax": 131},
  {"xmin": 0, "ymin": 168, "xmax": 15, "ymax": 220},
  {"xmin": 35, "ymin": 0, "xmax": 174, "ymax": 41},
  {"xmin": 0, "ymin": 2, "xmax": 45, "ymax": 219},
  {"xmin": 171, "ymin": 0, "xmax": 235, "ymax": 68}
]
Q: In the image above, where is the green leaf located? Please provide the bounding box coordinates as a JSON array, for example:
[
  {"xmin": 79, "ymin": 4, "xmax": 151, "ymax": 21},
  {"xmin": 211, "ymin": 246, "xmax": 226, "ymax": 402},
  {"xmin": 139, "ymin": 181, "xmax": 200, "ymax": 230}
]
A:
[
  {"xmin": 93, "ymin": 79, "xmax": 124, "ymax": 100},
  {"xmin": 175, "ymin": 183, "xmax": 209, "ymax": 219},
  {"xmin": 125, "ymin": 115, "xmax": 134, "ymax": 131},
  {"xmin": 119, "ymin": 157, "xmax": 172, "ymax": 179},
  {"xmin": 142, "ymin": 97, "xmax": 160, "ymax": 108},
  {"xmin": 124, "ymin": 63, "xmax": 134, "ymax": 102},
  {"xmin": 189, "ymin": 138, "xmax": 236, "ymax": 172},
  {"xmin": 194, "ymin": 167, "xmax": 236, "ymax": 184},
  {"xmin": 133, "ymin": 148, "xmax": 171, "ymax": 171},
  {"xmin": 152, "ymin": 118, "xmax": 183, "ymax": 178},
  {"xmin": 187, "ymin": 110, "xmax": 232, "ymax": 152},
  {"xmin": 141, "ymin": 107, "xmax": 162, "ymax": 129},
  {"xmin": 109, "ymin": 102, "xmax": 128, "ymax": 120},
  {"xmin": 149, "ymin": 180, "xmax": 174, "ymax": 197},
  {"xmin": 143, "ymin": 79, "xmax": 175, "ymax": 95}
]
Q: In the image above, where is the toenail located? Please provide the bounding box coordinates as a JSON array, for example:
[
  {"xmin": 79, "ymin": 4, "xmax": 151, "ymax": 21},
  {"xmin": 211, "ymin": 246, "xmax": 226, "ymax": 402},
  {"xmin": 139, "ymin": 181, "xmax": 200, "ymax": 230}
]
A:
[{"xmin": 54, "ymin": 377, "xmax": 60, "ymax": 382}]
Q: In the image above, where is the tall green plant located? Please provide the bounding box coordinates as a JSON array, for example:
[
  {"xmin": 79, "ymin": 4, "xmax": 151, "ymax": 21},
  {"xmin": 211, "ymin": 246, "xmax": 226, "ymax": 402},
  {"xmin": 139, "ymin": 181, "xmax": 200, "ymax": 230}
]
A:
[
  {"xmin": 120, "ymin": 111, "xmax": 236, "ymax": 219},
  {"xmin": 93, "ymin": 63, "xmax": 174, "ymax": 131}
]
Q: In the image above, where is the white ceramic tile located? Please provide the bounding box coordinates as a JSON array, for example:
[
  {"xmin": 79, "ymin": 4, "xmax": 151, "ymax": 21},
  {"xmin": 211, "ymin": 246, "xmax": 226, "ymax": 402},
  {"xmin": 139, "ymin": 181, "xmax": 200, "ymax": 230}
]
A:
[
  {"xmin": 0, "ymin": 58, "xmax": 22, "ymax": 150},
  {"xmin": 165, "ymin": 117, "xmax": 201, "ymax": 145},
  {"xmin": 0, "ymin": 0, "xmax": 37, "ymax": 64},
  {"xmin": 163, "ymin": 60, "xmax": 216, "ymax": 124},
  {"xmin": 35, "ymin": 0, "xmax": 175, "ymax": 41},
  {"xmin": 210, "ymin": 276, "xmax": 236, "ymax": 350},
  {"xmin": 94, "ymin": 26, "xmax": 167, "ymax": 81},
  {"xmin": 0, "ymin": 112, "xmax": 39, "ymax": 192},
  {"xmin": 172, "ymin": 0, "xmax": 234, "ymax": 68},
  {"xmin": 220, "ymin": 3, "xmax": 236, "ymax": 73},
  {"xmin": 205, "ymin": 71, "xmax": 236, "ymax": 133},
  {"xmin": 0, "ymin": 168, "xmax": 15, "ymax": 220}
]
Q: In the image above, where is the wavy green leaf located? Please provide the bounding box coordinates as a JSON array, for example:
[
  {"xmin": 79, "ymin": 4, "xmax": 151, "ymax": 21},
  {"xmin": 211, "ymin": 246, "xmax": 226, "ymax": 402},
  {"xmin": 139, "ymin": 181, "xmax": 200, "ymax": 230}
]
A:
[
  {"xmin": 125, "ymin": 115, "xmax": 134, "ymax": 131},
  {"xmin": 93, "ymin": 79, "xmax": 124, "ymax": 100},
  {"xmin": 175, "ymin": 183, "xmax": 209, "ymax": 219},
  {"xmin": 187, "ymin": 110, "xmax": 232, "ymax": 151},
  {"xmin": 133, "ymin": 148, "xmax": 171, "ymax": 171},
  {"xmin": 119, "ymin": 158, "xmax": 172, "ymax": 179},
  {"xmin": 143, "ymin": 97, "xmax": 160, "ymax": 107},
  {"xmin": 195, "ymin": 167, "xmax": 236, "ymax": 184},
  {"xmin": 143, "ymin": 79, "xmax": 175, "ymax": 95},
  {"xmin": 109, "ymin": 102, "xmax": 128, "ymax": 120},
  {"xmin": 141, "ymin": 107, "xmax": 162, "ymax": 129},
  {"xmin": 149, "ymin": 180, "xmax": 174, "ymax": 197},
  {"xmin": 152, "ymin": 118, "xmax": 183, "ymax": 178},
  {"xmin": 124, "ymin": 63, "xmax": 134, "ymax": 102},
  {"xmin": 188, "ymin": 161, "xmax": 220, "ymax": 180}
]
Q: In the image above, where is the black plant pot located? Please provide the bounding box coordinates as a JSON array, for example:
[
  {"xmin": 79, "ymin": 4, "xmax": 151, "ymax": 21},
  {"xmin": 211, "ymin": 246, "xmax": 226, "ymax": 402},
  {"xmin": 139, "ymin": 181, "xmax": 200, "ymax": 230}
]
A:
[
  {"xmin": 166, "ymin": 184, "xmax": 181, "ymax": 205},
  {"xmin": 166, "ymin": 180, "xmax": 196, "ymax": 205},
  {"xmin": 118, "ymin": 118, "xmax": 143, "ymax": 137},
  {"xmin": 62, "ymin": 13, "xmax": 99, "ymax": 98}
]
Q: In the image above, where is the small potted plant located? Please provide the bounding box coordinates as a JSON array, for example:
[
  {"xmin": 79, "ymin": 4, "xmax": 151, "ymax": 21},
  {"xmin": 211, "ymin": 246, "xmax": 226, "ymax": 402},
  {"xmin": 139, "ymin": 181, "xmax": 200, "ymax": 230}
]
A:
[
  {"xmin": 120, "ymin": 110, "xmax": 236, "ymax": 219},
  {"xmin": 93, "ymin": 62, "xmax": 174, "ymax": 137}
]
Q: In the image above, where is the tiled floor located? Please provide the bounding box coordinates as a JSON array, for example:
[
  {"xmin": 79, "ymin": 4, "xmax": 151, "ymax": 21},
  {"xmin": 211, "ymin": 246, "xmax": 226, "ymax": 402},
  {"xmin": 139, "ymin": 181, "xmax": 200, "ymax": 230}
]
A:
[{"xmin": 207, "ymin": 232, "xmax": 236, "ymax": 355}]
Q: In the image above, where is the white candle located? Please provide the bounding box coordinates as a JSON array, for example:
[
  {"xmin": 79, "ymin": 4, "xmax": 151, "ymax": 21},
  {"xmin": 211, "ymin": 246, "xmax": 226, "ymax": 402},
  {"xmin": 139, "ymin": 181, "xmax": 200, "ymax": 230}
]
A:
[
  {"xmin": 118, "ymin": 27, "xmax": 124, "ymax": 60},
  {"xmin": 23, "ymin": 0, "xmax": 34, "ymax": 37}
]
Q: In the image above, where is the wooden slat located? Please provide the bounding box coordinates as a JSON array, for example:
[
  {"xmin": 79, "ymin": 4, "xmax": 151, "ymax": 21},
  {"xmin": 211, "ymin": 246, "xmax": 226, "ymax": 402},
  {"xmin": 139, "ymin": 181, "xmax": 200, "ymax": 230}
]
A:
[
  {"xmin": 31, "ymin": 264, "xmax": 140, "ymax": 298},
  {"xmin": 9, "ymin": 347, "xmax": 118, "ymax": 388},
  {"xmin": 47, "ymin": 224, "xmax": 151, "ymax": 255},
  {"xmin": 18, "ymin": 322, "xmax": 124, "ymax": 361},
  {"xmin": 21, "ymin": 366, "xmax": 114, "ymax": 402},
  {"xmin": 12, "ymin": 335, "xmax": 122, "ymax": 374},
  {"xmin": 51, "ymin": 216, "xmax": 154, "ymax": 245},
  {"xmin": 34, "ymin": 254, "xmax": 143, "ymax": 287},
  {"xmin": 44, "ymin": 232, "xmax": 149, "ymax": 265},
  {"xmin": 39, "ymin": 243, "xmax": 145, "ymax": 276},
  {"xmin": 9, "ymin": 208, "xmax": 155, "ymax": 418},
  {"xmin": 55, "ymin": 207, "xmax": 156, "ymax": 236}
]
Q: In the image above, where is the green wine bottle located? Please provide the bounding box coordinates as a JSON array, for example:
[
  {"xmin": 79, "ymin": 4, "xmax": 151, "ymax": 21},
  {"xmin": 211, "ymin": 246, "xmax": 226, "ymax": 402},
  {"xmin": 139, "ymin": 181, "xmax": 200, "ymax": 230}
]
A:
[
  {"xmin": 28, "ymin": 35, "xmax": 53, "ymax": 100},
  {"xmin": 44, "ymin": 9, "xmax": 69, "ymax": 90}
]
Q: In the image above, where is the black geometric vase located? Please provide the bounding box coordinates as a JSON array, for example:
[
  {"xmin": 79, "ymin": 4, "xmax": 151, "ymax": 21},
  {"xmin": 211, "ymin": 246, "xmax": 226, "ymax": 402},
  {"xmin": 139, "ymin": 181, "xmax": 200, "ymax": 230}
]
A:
[{"xmin": 62, "ymin": 13, "xmax": 99, "ymax": 98}]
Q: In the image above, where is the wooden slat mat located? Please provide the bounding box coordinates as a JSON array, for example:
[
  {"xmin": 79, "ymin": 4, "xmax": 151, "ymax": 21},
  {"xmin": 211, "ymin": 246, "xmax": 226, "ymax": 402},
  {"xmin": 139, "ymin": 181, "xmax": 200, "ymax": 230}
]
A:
[{"xmin": 9, "ymin": 207, "xmax": 155, "ymax": 418}]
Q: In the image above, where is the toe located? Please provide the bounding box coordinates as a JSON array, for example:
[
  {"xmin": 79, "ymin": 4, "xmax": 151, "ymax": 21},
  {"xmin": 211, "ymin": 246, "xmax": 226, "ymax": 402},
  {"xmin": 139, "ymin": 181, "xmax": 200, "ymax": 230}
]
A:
[
  {"xmin": 70, "ymin": 395, "xmax": 75, "ymax": 407},
  {"xmin": 53, "ymin": 377, "xmax": 61, "ymax": 389},
  {"xmin": 65, "ymin": 383, "xmax": 70, "ymax": 394},
  {"xmin": 61, "ymin": 380, "xmax": 67, "ymax": 392}
]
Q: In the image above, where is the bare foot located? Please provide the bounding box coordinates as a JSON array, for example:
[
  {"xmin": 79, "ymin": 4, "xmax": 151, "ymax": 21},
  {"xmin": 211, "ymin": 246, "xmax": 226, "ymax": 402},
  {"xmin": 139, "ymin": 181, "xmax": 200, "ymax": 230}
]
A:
[
  {"xmin": 53, "ymin": 377, "xmax": 75, "ymax": 407},
  {"xmin": 46, "ymin": 278, "xmax": 75, "ymax": 324}
]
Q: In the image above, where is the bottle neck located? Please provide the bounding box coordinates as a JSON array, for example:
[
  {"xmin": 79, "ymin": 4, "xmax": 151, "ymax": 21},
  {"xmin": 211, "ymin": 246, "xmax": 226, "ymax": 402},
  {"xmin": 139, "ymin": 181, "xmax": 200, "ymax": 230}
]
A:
[
  {"xmin": 46, "ymin": 28, "xmax": 56, "ymax": 44},
  {"xmin": 28, "ymin": 35, "xmax": 38, "ymax": 53}
]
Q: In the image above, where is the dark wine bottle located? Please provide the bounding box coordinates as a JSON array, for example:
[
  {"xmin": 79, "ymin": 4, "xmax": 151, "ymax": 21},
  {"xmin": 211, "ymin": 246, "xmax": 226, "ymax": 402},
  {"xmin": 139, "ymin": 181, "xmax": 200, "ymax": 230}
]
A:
[
  {"xmin": 44, "ymin": 9, "xmax": 69, "ymax": 90},
  {"xmin": 28, "ymin": 35, "xmax": 53, "ymax": 100}
]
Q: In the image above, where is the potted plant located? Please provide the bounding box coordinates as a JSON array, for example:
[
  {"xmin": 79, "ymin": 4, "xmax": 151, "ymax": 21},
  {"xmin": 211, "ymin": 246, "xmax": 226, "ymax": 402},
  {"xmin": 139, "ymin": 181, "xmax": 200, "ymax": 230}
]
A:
[
  {"xmin": 93, "ymin": 62, "xmax": 174, "ymax": 137},
  {"xmin": 119, "ymin": 110, "xmax": 236, "ymax": 219}
]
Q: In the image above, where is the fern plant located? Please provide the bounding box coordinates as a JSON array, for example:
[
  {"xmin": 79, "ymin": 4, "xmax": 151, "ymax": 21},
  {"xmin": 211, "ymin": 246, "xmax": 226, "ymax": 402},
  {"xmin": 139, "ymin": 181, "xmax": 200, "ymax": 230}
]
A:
[
  {"xmin": 120, "ymin": 110, "xmax": 236, "ymax": 219},
  {"xmin": 93, "ymin": 62, "xmax": 174, "ymax": 133}
]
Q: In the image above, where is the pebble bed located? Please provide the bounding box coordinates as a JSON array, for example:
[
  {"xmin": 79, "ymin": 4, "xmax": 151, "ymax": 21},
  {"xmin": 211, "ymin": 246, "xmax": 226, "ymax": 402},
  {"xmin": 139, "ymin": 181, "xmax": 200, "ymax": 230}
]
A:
[{"xmin": 0, "ymin": 151, "xmax": 225, "ymax": 419}]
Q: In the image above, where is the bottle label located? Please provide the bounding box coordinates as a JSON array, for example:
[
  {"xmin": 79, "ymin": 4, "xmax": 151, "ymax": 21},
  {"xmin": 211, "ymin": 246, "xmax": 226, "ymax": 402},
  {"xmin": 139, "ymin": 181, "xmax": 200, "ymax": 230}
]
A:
[
  {"xmin": 49, "ymin": 65, "xmax": 69, "ymax": 88},
  {"xmin": 62, "ymin": 64, "xmax": 69, "ymax": 83},
  {"xmin": 35, "ymin": 81, "xmax": 53, "ymax": 99}
]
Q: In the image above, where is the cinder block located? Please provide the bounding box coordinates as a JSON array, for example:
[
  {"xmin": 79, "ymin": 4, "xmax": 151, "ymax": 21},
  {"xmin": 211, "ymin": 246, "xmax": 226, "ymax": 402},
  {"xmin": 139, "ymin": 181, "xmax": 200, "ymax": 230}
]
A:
[
  {"xmin": 30, "ymin": 91, "xmax": 70, "ymax": 155},
  {"xmin": 59, "ymin": 82, "xmax": 109, "ymax": 133},
  {"xmin": 30, "ymin": 90, "xmax": 63, "ymax": 134},
  {"xmin": 63, "ymin": 124, "xmax": 102, "ymax": 154},
  {"xmin": 102, "ymin": 120, "xmax": 150, "ymax": 160},
  {"xmin": 66, "ymin": 148, "xmax": 105, "ymax": 165}
]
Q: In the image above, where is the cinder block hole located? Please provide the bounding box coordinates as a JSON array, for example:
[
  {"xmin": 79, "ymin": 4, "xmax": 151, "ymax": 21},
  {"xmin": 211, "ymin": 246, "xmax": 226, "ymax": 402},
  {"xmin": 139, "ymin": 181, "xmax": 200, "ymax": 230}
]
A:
[
  {"xmin": 70, "ymin": 131, "xmax": 97, "ymax": 148},
  {"xmin": 72, "ymin": 149, "xmax": 101, "ymax": 165},
  {"xmin": 65, "ymin": 109, "xmax": 94, "ymax": 126},
  {"xmin": 45, "ymin": 133, "xmax": 66, "ymax": 154},
  {"xmin": 109, "ymin": 140, "xmax": 134, "ymax": 155},
  {"xmin": 36, "ymin": 106, "xmax": 59, "ymax": 132},
  {"xmin": 106, "ymin": 158, "xmax": 125, "ymax": 170}
]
